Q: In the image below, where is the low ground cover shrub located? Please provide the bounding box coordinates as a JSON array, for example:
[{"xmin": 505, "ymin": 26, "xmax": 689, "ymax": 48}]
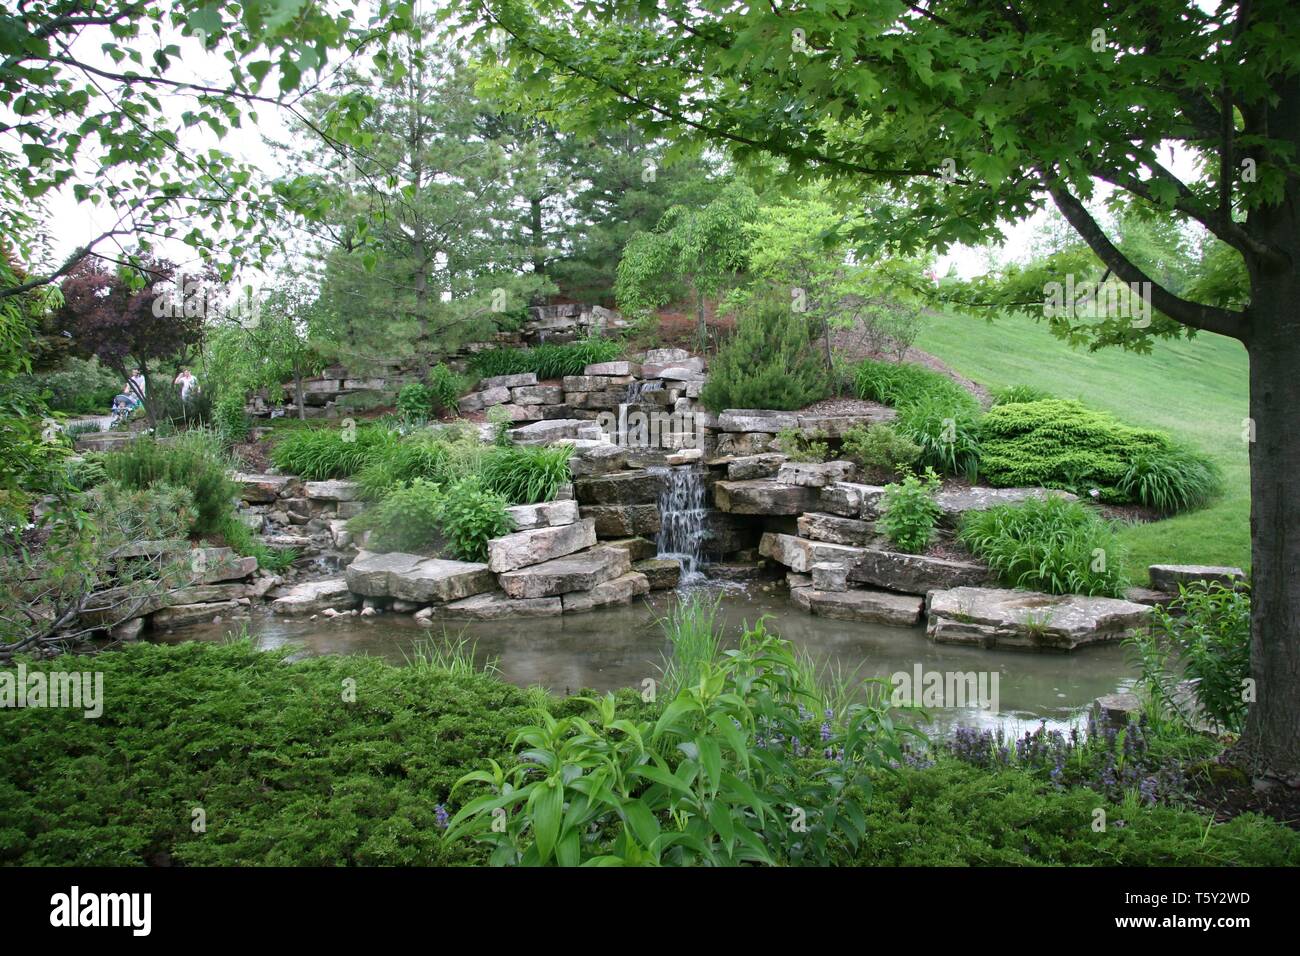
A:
[
  {"xmin": 101, "ymin": 430, "xmax": 237, "ymax": 537},
  {"xmin": 841, "ymin": 423, "xmax": 922, "ymax": 481},
  {"xmin": 877, "ymin": 468, "xmax": 942, "ymax": 552},
  {"xmin": 468, "ymin": 338, "xmax": 622, "ymax": 380},
  {"xmin": 979, "ymin": 399, "xmax": 1217, "ymax": 509},
  {"xmin": 957, "ymin": 494, "xmax": 1129, "ymax": 597},
  {"xmin": 85, "ymin": 480, "xmax": 196, "ymax": 542},
  {"xmin": 270, "ymin": 425, "xmax": 398, "ymax": 480},
  {"xmin": 1126, "ymin": 582, "xmax": 1251, "ymax": 733},
  {"xmin": 699, "ymin": 295, "xmax": 830, "ymax": 412}
]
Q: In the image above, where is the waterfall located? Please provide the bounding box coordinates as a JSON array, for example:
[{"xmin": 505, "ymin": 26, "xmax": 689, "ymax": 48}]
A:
[
  {"xmin": 625, "ymin": 379, "xmax": 662, "ymax": 404},
  {"xmin": 651, "ymin": 465, "xmax": 708, "ymax": 584}
]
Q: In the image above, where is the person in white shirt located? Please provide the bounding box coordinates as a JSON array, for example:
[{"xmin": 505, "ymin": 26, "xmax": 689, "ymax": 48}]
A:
[{"xmin": 174, "ymin": 368, "xmax": 198, "ymax": 402}]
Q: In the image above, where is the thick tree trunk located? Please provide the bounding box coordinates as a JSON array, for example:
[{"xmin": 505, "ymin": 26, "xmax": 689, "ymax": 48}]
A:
[
  {"xmin": 695, "ymin": 288, "xmax": 707, "ymax": 347},
  {"xmin": 1241, "ymin": 282, "xmax": 1300, "ymax": 782},
  {"xmin": 531, "ymin": 196, "xmax": 546, "ymax": 279}
]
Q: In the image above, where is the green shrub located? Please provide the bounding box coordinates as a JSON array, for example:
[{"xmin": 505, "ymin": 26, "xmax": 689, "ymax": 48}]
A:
[
  {"xmin": 854, "ymin": 358, "xmax": 979, "ymax": 413},
  {"xmin": 486, "ymin": 404, "xmax": 513, "ymax": 446},
  {"xmin": 957, "ymin": 495, "xmax": 1129, "ymax": 597},
  {"xmin": 101, "ymin": 430, "xmax": 237, "ymax": 537},
  {"xmin": 355, "ymin": 432, "xmax": 484, "ymax": 501},
  {"xmin": 396, "ymin": 382, "xmax": 434, "ymax": 422},
  {"xmin": 218, "ymin": 515, "xmax": 298, "ymax": 572},
  {"xmin": 437, "ymin": 476, "xmax": 514, "ymax": 562},
  {"xmin": 480, "ymin": 444, "xmax": 573, "ymax": 504},
  {"xmin": 352, "ymin": 479, "xmax": 447, "ymax": 554},
  {"xmin": 1126, "ymin": 581, "xmax": 1251, "ymax": 733},
  {"xmin": 978, "ymin": 399, "xmax": 1173, "ymax": 503},
  {"xmin": 841, "ymin": 423, "xmax": 922, "ymax": 481},
  {"xmin": 20, "ymin": 357, "xmax": 122, "ymax": 414},
  {"xmin": 992, "ymin": 384, "xmax": 1055, "ymax": 406},
  {"xmin": 86, "ymin": 480, "xmax": 197, "ymax": 541},
  {"xmin": 877, "ymin": 468, "xmax": 942, "ymax": 553},
  {"xmin": 212, "ymin": 393, "xmax": 250, "ymax": 443},
  {"xmin": 1118, "ymin": 443, "xmax": 1224, "ymax": 514},
  {"xmin": 854, "ymin": 360, "xmax": 982, "ymax": 478},
  {"xmin": 270, "ymin": 425, "xmax": 398, "ymax": 480},
  {"xmin": 65, "ymin": 455, "xmax": 108, "ymax": 491},
  {"xmin": 426, "ymin": 363, "xmax": 464, "ymax": 414},
  {"xmin": 775, "ymin": 426, "xmax": 829, "ymax": 462},
  {"xmin": 699, "ymin": 295, "xmax": 830, "ymax": 412},
  {"xmin": 468, "ymin": 338, "xmax": 622, "ymax": 380},
  {"xmin": 447, "ymin": 622, "xmax": 915, "ymax": 866}
]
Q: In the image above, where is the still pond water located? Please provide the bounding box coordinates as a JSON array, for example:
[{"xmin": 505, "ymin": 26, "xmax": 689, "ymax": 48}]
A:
[{"xmin": 156, "ymin": 584, "xmax": 1137, "ymax": 738}]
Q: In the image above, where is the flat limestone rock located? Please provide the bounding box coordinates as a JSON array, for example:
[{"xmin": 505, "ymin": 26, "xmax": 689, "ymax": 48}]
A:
[
  {"xmin": 634, "ymin": 557, "xmax": 682, "ymax": 590},
  {"xmin": 512, "ymin": 419, "xmax": 603, "ymax": 446},
  {"xmin": 561, "ymin": 572, "xmax": 650, "ymax": 613},
  {"xmin": 169, "ymin": 582, "xmax": 249, "ymax": 605},
  {"xmin": 797, "ymin": 512, "xmax": 876, "ymax": 546},
  {"xmin": 511, "ymin": 384, "xmax": 565, "ymax": 406},
  {"xmin": 151, "ymin": 600, "xmax": 246, "ymax": 629},
  {"xmin": 479, "ymin": 372, "xmax": 538, "ymax": 389},
  {"xmin": 926, "ymin": 586, "xmax": 1152, "ymax": 651},
  {"xmin": 574, "ymin": 469, "xmax": 665, "ymax": 505},
  {"xmin": 776, "ymin": 460, "xmax": 856, "ymax": 487},
  {"xmin": 791, "ymin": 587, "xmax": 924, "ymax": 626},
  {"xmin": 934, "ymin": 487, "xmax": 1077, "ymax": 526},
  {"xmin": 584, "ymin": 361, "xmax": 640, "ymax": 377},
  {"xmin": 717, "ymin": 409, "xmax": 800, "ymax": 433},
  {"xmin": 499, "ymin": 545, "xmax": 631, "ymax": 598},
  {"xmin": 487, "ymin": 518, "xmax": 597, "ymax": 573},
  {"xmin": 725, "ymin": 453, "xmax": 788, "ymax": 480},
  {"xmin": 714, "ymin": 479, "xmax": 820, "ymax": 515},
  {"xmin": 818, "ymin": 482, "xmax": 887, "ymax": 518},
  {"xmin": 303, "ymin": 480, "xmax": 361, "ymax": 502},
  {"xmin": 506, "ymin": 499, "xmax": 579, "ymax": 530},
  {"xmin": 1148, "ymin": 564, "xmax": 1246, "ymax": 593},
  {"xmin": 849, "ymin": 546, "xmax": 995, "ymax": 594},
  {"xmin": 796, "ymin": 409, "xmax": 896, "ymax": 437},
  {"xmin": 346, "ymin": 551, "xmax": 496, "ymax": 603},
  {"xmin": 601, "ymin": 536, "xmax": 659, "ymax": 563},
  {"xmin": 580, "ymin": 504, "xmax": 661, "ymax": 537},
  {"xmin": 271, "ymin": 578, "xmax": 359, "ymax": 616},
  {"xmin": 759, "ymin": 532, "xmax": 865, "ymax": 574},
  {"xmin": 232, "ymin": 472, "xmax": 295, "ymax": 503},
  {"xmin": 434, "ymin": 591, "xmax": 563, "ymax": 620}
]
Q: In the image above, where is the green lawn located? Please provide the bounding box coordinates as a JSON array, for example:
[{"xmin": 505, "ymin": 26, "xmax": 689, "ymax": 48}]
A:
[{"xmin": 914, "ymin": 309, "xmax": 1251, "ymax": 581}]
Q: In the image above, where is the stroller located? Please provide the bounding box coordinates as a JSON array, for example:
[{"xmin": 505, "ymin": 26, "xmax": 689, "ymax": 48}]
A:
[{"xmin": 110, "ymin": 393, "xmax": 136, "ymax": 429}]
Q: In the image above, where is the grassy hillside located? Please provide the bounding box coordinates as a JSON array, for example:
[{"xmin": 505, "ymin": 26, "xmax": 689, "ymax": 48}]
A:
[{"xmin": 914, "ymin": 309, "xmax": 1250, "ymax": 581}]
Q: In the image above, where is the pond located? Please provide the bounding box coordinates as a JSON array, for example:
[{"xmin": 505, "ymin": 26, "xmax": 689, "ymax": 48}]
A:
[{"xmin": 156, "ymin": 583, "xmax": 1138, "ymax": 739}]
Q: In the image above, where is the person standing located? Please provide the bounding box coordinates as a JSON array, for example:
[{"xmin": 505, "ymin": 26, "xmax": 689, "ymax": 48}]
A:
[
  {"xmin": 128, "ymin": 369, "xmax": 147, "ymax": 405},
  {"xmin": 174, "ymin": 368, "xmax": 198, "ymax": 402}
]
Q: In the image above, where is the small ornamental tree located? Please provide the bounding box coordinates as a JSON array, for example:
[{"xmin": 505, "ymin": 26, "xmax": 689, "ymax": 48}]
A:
[{"xmin": 55, "ymin": 259, "xmax": 204, "ymax": 427}]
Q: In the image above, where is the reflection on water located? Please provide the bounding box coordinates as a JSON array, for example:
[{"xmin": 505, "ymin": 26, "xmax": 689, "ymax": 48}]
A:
[{"xmin": 157, "ymin": 584, "xmax": 1137, "ymax": 738}]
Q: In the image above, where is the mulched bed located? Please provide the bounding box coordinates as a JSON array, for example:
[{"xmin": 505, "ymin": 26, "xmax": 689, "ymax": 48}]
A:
[{"xmin": 1186, "ymin": 752, "xmax": 1300, "ymax": 828}]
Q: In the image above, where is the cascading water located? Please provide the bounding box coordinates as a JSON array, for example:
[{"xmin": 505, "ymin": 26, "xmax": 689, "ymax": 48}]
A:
[
  {"xmin": 650, "ymin": 465, "xmax": 708, "ymax": 584},
  {"xmin": 614, "ymin": 380, "xmax": 664, "ymax": 444}
]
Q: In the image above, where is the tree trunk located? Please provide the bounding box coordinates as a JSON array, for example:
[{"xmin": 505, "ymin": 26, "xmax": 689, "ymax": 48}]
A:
[
  {"xmin": 294, "ymin": 369, "xmax": 305, "ymax": 421},
  {"xmin": 530, "ymin": 196, "xmax": 546, "ymax": 279},
  {"xmin": 695, "ymin": 288, "xmax": 707, "ymax": 348},
  {"xmin": 1240, "ymin": 278, "xmax": 1300, "ymax": 781}
]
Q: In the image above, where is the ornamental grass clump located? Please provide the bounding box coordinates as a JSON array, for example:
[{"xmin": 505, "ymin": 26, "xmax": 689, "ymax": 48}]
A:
[{"xmin": 270, "ymin": 425, "xmax": 398, "ymax": 480}]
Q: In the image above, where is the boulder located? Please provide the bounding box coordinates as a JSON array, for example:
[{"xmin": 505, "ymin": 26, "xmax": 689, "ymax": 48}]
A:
[
  {"xmin": 108, "ymin": 617, "xmax": 145, "ymax": 642},
  {"xmin": 487, "ymin": 518, "xmax": 597, "ymax": 573},
  {"xmin": 656, "ymin": 366, "xmax": 707, "ymax": 383},
  {"xmin": 232, "ymin": 472, "xmax": 295, "ymax": 503},
  {"xmin": 634, "ymin": 557, "xmax": 682, "ymax": 590},
  {"xmin": 479, "ymin": 372, "xmax": 538, "ymax": 389},
  {"xmin": 643, "ymin": 356, "xmax": 706, "ymax": 378},
  {"xmin": 346, "ymin": 551, "xmax": 497, "ymax": 603},
  {"xmin": 499, "ymin": 545, "xmax": 631, "ymax": 598},
  {"xmin": 169, "ymin": 583, "xmax": 249, "ymax": 605},
  {"xmin": 713, "ymin": 432, "xmax": 779, "ymax": 457},
  {"xmin": 151, "ymin": 601, "xmax": 246, "ymax": 629},
  {"xmin": 810, "ymin": 562, "xmax": 849, "ymax": 592},
  {"xmin": 512, "ymin": 419, "xmax": 603, "ymax": 446},
  {"xmin": 1148, "ymin": 564, "xmax": 1246, "ymax": 593},
  {"xmin": 601, "ymin": 536, "xmax": 660, "ymax": 563},
  {"xmin": 271, "ymin": 578, "xmax": 360, "ymax": 616},
  {"xmin": 849, "ymin": 546, "xmax": 995, "ymax": 594},
  {"xmin": 776, "ymin": 460, "xmax": 856, "ymax": 487},
  {"xmin": 574, "ymin": 469, "xmax": 664, "ymax": 505},
  {"xmin": 563, "ymin": 374, "xmax": 635, "ymax": 391},
  {"xmin": 303, "ymin": 480, "xmax": 361, "ymax": 502},
  {"xmin": 584, "ymin": 361, "xmax": 640, "ymax": 376},
  {"xmin": 797, "ymin": 512, "xmax": 877, "ymax": 546},
  {"xmin": 506, "ymin": 499, "xmax": 579, "ymax": 530},
  {"xmin": 714, "ymin": 479, "xmax": 820, "ymax": 515},
  {"xmin": 724, "ymin": 453, "xmax": 788, "ymax": 480},
  {"xmin": 511, "ymin": 384, "xmax": 565, "ymax": 406},
  {"xmin": 1093, "ymin": 691, "xmax": 1144, "ymax": 728},
  {"xmin": 926, "ymin": 586, "xmax": 1152, "ymax": 650},
  {"xmin": 192, "ymin": 551, "xmax": 259, "ymax": 584},
  {"xmin": 580, "ymin": 504, "xmax": 661, "ymax": 536},
  {"xmin": 434, "ymin": 591, "xmax": 563, "ymax": 620},
  {"xmin": 819, "ymin": 482, "xmax": 888, "ymax": 518},
  {"xmin": 759, "ymin": 533, "xmax": 865, "ymax": 573},
  {"xmin": 791, "ymin": 587, "xmax": 924, "ymax": 626},
  {"xmin": 561, "ymin": 572, "xmax": 650, "ymax": 612},
  {"xmin": 717, "ymin": 409, "xmax": 799, "ymax": 433},
  {"xmin": 934, "ymin": 487, "xmax": 1077, "ymax": 526},
  {"xmin": 567, "ymin": 441, "xmax": 628, "ymax": 477}
]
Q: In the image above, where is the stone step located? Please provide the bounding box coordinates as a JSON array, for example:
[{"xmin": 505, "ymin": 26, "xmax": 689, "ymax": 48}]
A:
[
  {"xmin": 346, "ymin": 551, "xmax": 496, "ymax": 603},
  {"xmin": 270, "ymin": 578, "xmax": 360, "ymax": 616},
  {"xmin": 717, "ymin": 409, "xmax": 799, "ymax": 433},
  {"xmin": 1148, "ymin": 564, "xmax": 1246, "ymax": 593},
  {"xmin": 721, "ymin": 453, "xmax": 787, "ymax": 480},
  {"xmin": 434, "ymin": 591, "xmax": 562, "ymax": 620},
  {"xmin": 759, "ymin": 532, "xmax": 866, "ymax": 574},
  {"xmin": 849, "ymin": 546, "xmax": 995, "ymax": 594},
  {"xmin": 927, "ymin": 586, "xmax": 1152, "ymax": 651},
  {"xmin": 499, "ymin": 545, "xmax": 631, "ymax": 598},
  {"xmin": 303, "ymin": 480, "xmax": 361, "ymax": 502},
  {"xmin": 506, "ymin": 499, "xmax": 579, "ymax": 530},
  {"xmin": 487, "ymin": 518, "xmax": 597, "ymax": 573},
  {"xmin": 561, "ymin": 572, "xmax": 650, "ymax": 613},
  {"xmin": 790, "ymin": 586, "xmax": 924, "ymax": 626},
  {"xmin": 713, "ymin": 479, "xmax": 819, "ymax": 515},
  {"xmin": 797, "ymin": 512, "xmax": 877, "ymax": 546},
  {"xmin": 776, "ymin": 460, "xmax": 856, "ymax": 487}
]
